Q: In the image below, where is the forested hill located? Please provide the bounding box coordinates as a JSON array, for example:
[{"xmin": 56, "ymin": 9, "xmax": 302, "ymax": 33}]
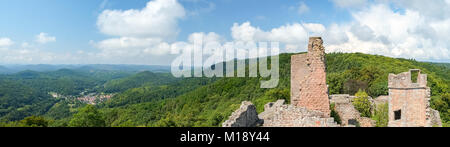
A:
[
  {"xmin": 95, "ymin": 53, "xmax": 449, "ymax": 127},
  {"xmin": 0, "ymin": 69, "xmax": 132, "ymax": 121},
  {"xmin": 0, "ymin": 53, "xmax": 449, "ymax": 127},
  {"xmin": 99, "ymin": 71, "xmax": 180, "ymax": 93}
]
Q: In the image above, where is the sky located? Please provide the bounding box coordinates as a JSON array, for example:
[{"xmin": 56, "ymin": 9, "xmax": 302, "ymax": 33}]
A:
[{"xmin": 0, "ymin": 0, "xmax": 449, "ymax": 65}]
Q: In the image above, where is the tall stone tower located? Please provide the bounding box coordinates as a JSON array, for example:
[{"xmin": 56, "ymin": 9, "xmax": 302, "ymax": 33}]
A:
[
  {"xmin": 388, "ymin": 69, "xmax": 436, "ymax": 127},
  {"xmin": 291, "ymin": 37, "xmax": 330, "ymax": 117}
]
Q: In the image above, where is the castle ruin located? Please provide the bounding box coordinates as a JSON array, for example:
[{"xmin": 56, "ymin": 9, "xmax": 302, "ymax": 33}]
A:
[
  {"xmin": 223, "ymin": 37, "xmax": 338, "ymax": 127},
  {"xmin": 291, "ymin": 37, "xmax": 331, "ymax": 116},
  {"xmin": 222, "ymin": 37, "xmax": 442, "ymax": 127},
  {"xmin": 388, "ymin": 69, "xmax": 442, "ymax": 127}
]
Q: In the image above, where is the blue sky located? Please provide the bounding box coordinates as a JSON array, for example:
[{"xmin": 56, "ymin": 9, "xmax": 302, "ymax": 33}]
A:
[
  {"xmin": 0, "ymin": 0, "xmax": 449, "ymax": 65},
  {"xmin": 0, "ymin": 0, "xmax": 143, "ymax": 54},
  {"xmin": 0, "ymin": 0, "xmax": 351, "ymax": 52},
  {"xmin": 177, "ymin": 0, "xmax": 351, "ymax": 39}
]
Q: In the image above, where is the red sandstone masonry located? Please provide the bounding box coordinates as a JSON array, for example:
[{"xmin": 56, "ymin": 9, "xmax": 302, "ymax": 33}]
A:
[
  {"xmin": 388, "ymin": 69, "xmax": 429, "ymax": 127},
  {"xmin": 291, "ymin": 37, "xmax": 330, "ymax": 116}
]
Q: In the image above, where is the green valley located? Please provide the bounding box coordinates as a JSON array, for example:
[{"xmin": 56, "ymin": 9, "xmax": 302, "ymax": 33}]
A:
[{"xmin": 0, "ymin": 53, "xmax": 449, "ymax": 127}]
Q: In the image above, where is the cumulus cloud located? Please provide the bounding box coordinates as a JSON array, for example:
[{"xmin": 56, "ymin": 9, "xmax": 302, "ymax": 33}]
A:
[
  {"xmin": 91, "ymin": 0, "xmax": 189, "ymax": 64},
  {"xmin": 95, "ymin": 37, "xmax": 170, "ymax": 56},
  {"xmin": 323, "ymin": 23, "xmax": 349, "ymax": 45},
  {"xmin": 392, "ymin": 0, "xmax": 450, "ymax": 19},
  {"xmin": 0, "ymin": 35, "xmax": 66, "ymax": 64},
  {"xmin": 0, "ymin": 43, "xmax": 81, "ymax": 64},
  {"xmin": 227, "ymin": 1, "xmax": 449, "ymax": 61},
  {"xmin": 97, "ymin": 0, "xmax": 185, "ymax": 39},
  {"xmin": 0, "ymin": 38, "xmax": 14, "ymax": 47},
  {"xmin": 35, "ymin": 33, "xmax": 56, "ymax": 44},
  {"xmin": 231, "ymin": 22, "xmax": 326, "ymax": 53},
  {"xmin": 326, "ymin": 3, "xmax": 450, "ymax": 60},
  {"xmin": 303, "ymin": 23, "xmax": 326, "ymax": 35}
]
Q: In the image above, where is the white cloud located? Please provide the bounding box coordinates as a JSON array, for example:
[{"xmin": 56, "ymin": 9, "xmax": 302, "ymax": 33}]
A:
[
  {"xmin": 298, "ymin": 2, "xmax": 310, "ymax": 15},
  {"xmin": 353, "ymin": 5, "xmax": 422, "ymax": 42},
  {"xmin": 231, "ymin": 22, "xmax": 327, "ymax": 53},
  {"xmin": 325, "ymin": 3, "xmax": 450, "ymax": 60},
  {"xmin": 392, "ymin": 0, "xmax": 450, "ymax": 19},
  {"xmin": 0, "ymin": 44, "xmax": 81, "ymax": 64},
  {"xmin": 303, "ymin": 23, "xmax": 326, "ymax": 35},
  {"xmin": 0, "ymin": 38, "xmax": 14, "ymax": 47},
  {"xmin": 331, "ymin": 0, "xmax": 368, "ymax": 8},
  {"xmin": 323, "ymin": 23, "xmax": 349, "ymax": 45},
  {"xmin": 95, "ymin": 37, "xmax": 171, "ymax": 56},
  {"xmin": 35, "ymin": 33, "xmax": 56, "ymax": 44},
  {"xmin": 349, "ymin": 24, "xmax": 375, "ymax": 41},
  {"xmin": 91, "ymin": 0, "xmax": 188, "ymax": 64},
  {"xmin": 231, "ymin": 22, "xmax": 261, "ymax": 42},
  {"xmin": 92, "ymin": 31, "xmax": 227, "ymax": 65},
  {"xmin": 97, "ymin": 0, "xmax": 185, "ymax": 39}
]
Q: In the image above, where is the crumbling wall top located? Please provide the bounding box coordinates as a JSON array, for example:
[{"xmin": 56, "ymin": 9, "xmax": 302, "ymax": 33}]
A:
[
  {"xmin": 222, "ymin": 101, "xmax": 261, "ymax": 127},
  {"xmin": 307, "ymin": 37, "xmax": 325, "ymax": 59},
  {"xmin": 388, "ymin": 69, "xmax": 427, "ymax": 89}
]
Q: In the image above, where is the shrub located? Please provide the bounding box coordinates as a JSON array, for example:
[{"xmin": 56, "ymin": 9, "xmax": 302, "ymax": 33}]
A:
[
  {"xmin": 372, "ymin": 103, "xmax": 389, "ymax": 127},
  {"xmin": 353, "ymin": 89, "xmax": 372, "ymax": 118}
]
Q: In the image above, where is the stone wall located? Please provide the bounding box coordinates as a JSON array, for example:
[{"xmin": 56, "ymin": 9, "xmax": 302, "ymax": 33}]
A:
[
  {"xmin": 260, "ymin": 100, "xmax": 338, "ymax": 127},
  {"xmin": 358, "ymin": 117, "xmax": 376, "ymax": 127},
  {"xmin": 429, "ymin": 109, "xmax": 443, "ymax": 127},
  {"xmin": 291, "ymin": 54, "xmax": 308, "ymax": 105},
  {"xmin": 330, "ymin": 94, "xmax": 375, "ymax": 127},
  {"xmin": 388, "ymin": 69, "xmax": 441, "ymax": 127},
  {"xmin": 222, "ymin": 101, "xmax": 262, "ymax": 127},
  {"xmin": 334, "ymin": 101, "xmax": 360, "ymax": 126},
  {"xmin": 291, "ymin": 37, "xmax": 330, "ymax": 116},
  {"xmin": 223, "ymin": 100, "xmax": 339, "ymax": 127}
]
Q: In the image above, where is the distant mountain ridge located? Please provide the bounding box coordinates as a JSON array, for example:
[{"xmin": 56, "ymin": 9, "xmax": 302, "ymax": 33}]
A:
[{"xmin": 0, "ymin": 64, "xmax": 171, "ymax": 74}]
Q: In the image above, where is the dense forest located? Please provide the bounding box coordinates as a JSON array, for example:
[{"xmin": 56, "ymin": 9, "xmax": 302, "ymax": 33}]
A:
[{"xmin": 0, "ymin": 53, "xmax": 449, "ymax": 127}]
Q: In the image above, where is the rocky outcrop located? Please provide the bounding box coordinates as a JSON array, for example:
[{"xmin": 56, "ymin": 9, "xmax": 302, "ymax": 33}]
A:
[{"xmin": 222, "ymin": 101, "xmax": 262, "ymax": 127}]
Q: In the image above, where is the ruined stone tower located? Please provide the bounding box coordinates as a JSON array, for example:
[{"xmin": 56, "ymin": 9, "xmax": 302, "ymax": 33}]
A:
[
  {"xmin": 388, "ymin": 69, "xmax": 441, "ymax": 127},
  {"xmin": 291, "ymin": 37, "xmax": 330, "ymax": 117}
]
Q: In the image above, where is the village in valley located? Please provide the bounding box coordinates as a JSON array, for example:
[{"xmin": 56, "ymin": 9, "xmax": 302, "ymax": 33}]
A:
[{"xmin": 49, "ymin": 91, "xmax": 114, "ymax": 105}]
